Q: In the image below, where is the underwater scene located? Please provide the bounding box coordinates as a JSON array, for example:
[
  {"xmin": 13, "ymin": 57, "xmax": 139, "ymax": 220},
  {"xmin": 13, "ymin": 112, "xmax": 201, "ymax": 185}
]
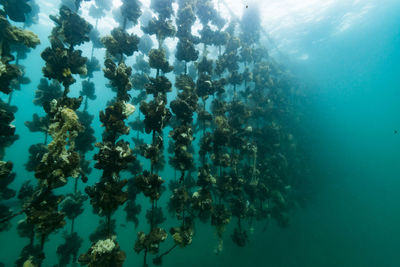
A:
[{"xmin": 1, "ymin": 0, "xmax": 400, "ymax": 266}]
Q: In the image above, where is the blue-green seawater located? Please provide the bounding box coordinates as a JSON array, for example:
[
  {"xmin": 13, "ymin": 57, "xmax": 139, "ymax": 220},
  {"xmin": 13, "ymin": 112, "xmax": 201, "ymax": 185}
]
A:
[{"xmin": 1, "ymin": 0, "xmax": 400, "ymax": 266}]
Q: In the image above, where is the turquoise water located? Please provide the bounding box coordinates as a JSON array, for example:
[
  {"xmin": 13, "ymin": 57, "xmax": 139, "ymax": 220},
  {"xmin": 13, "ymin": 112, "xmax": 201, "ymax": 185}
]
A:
[{"xmin": 1, "ymin": 0, "xmax": 400, "ymax": 266}]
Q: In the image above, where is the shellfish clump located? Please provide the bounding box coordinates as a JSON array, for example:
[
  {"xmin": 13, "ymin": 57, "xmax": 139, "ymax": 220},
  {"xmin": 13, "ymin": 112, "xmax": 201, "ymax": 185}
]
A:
[{"xmin": 91, "ymin": 238, "xmax": 116, "ymax": 255}]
